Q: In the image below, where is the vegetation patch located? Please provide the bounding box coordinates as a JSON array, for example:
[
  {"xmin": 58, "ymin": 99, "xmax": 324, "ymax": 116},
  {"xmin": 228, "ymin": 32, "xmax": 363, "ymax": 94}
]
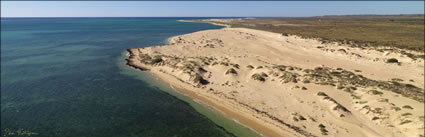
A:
[
  {"xmin": 318, "ymin": 124, "xmax": 328, "ymax": 135},
  {"xmin": 298, "ymin": 115, "xmax": 307, "ymax": 121},
  {"xmin": 279, "ymin": 71, "xmax": 299, "ymax": 84},
  {"xmin": 217, "ymin": 15, "xmax": 425, "ymax": 51},
  {"xmin": 377, "ymin": 98, "xmax": 389, "ymax": 102},
  {"xmin": 368, "ymin": 90, "xmax": 383, "ymax": 95},
  {"xmin": 225, "ymin": 68, "xmax": 238, "ymax": 75},
  {"xmin": 317, "ymin": 92, "xmax": 328, "ymax": 96},
  {"xmin": 401, "ymin": 113, "xmax": 412, "ymax": 116},
  {"xmin": 399, "ymin": 120, "xmax": 413, "ymax": 125},
  {"xmin": 251, "ymin": 72, "xmax": 268, "ymax": 82},
  {"xmin": 372, "ymin": 117, "xmax": 380, "ymax": 120},
  {"xmin": 391, "ymin": 107, "xmax": 401, "ymax": 111},
  {"xmin": 302, "ymin": 67, "xmax": 424, "ymax": 102},
  {"xmin": 386, "ymin": 58, "xmax": 399, "ymax": 63},
  {"xmin": 402, "ymin": 105, "xmax": 414, "ymax": 110}
]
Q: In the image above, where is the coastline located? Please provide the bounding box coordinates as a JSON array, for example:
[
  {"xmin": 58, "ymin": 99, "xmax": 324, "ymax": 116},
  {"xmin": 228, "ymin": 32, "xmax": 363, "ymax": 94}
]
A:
[
  {"xmin": 126, "ymin": 21, "xmax": 424, "ymax": 137},
  {"xmin": 178, "ymin": 19, "xmax": 231, "ymax": 28},
  {"xmin": 125, "ymin": 40, "xmax": 290, "ymax": 137},
  {"xmin": 119, "ymin": 51, "xmax": 263, "ymax": 137},
  {"xmin": 124, "ymin": 20, "xmax": 275, "ymax": 136},
  {"xmin": 151, "ymin": 70, "xmax": 290, "ymax": 137},
  {"xmin": 126, "ymin": 47, "xmax": 307, "ymax": 137}
]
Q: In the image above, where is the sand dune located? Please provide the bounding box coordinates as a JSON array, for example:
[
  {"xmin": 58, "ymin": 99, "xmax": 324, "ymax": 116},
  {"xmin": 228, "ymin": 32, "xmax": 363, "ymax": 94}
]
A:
[{"xmin": 127, "ymin": 27, "xmax": 424, "ymax": 137}]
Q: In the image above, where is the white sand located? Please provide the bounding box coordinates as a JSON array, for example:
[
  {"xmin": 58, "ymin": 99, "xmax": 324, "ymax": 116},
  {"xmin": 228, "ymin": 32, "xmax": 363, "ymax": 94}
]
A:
[{"xmin": 127, "ymin": 27, "xmax": 424, "ymax": 137}]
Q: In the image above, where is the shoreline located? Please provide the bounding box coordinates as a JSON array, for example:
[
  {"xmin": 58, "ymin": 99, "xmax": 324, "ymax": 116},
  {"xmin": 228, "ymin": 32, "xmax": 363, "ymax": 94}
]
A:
[
  {"xmin": 178, "ymin": 19, "xmax": 231, "ymax": 28},
  {"xmin": 158, "ymin": 75, "xmax": 288, "ymax": 137},
  {"xmin": 126, "ymin": 21, "xmax": 424, "ymax": 137},
  {"xmin": 119, "ymin": 51, "xmax": 264, "ymax": 137},
  {"xmin": 126, "ymin": 45, "xmax": 293, "ymax": 137},
  {"xmin": 125, "ymin": 21, "xmax": 280, "ymax": 136}
]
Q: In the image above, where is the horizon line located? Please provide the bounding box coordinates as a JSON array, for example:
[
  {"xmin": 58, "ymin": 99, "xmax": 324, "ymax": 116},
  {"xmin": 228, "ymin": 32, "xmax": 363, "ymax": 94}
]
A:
[{"xmin": 1, "ymin": 14, "xmax": 424, "ymax": 18}]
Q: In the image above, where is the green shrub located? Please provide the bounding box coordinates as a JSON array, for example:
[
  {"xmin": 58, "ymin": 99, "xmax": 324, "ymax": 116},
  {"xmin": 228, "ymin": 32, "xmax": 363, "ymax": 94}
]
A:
[
  {"xmin": 233, "ymin": 64, "xmax": 240, "ymax": 69},
  {"xmin": 298, "ymin": 115, "xmax": 306, "ymax": 120},
  {"xmin": 377, "ymin": 98, "xmax": 389, "ymax": 102},
  {"xmin": 246, "ymin": 65, "xmax": 254, "ymax": 69},
  {"xmin": 402, "ymin": 105, "xmax": 414, "ymax": 110},
  {"xmin": 351, "ymin": 94, "xmax": 361, "ymax": 99},
  {"xmin": 320, "ymin": 128, "xmax": 328, "ymax": 135},
  {"xmin": 400, "ymin": 120, "xmax": 412, "ymax": 125},
  {"xmin": 386, "ymin": 58, "xmax": 399, "ymax": 63},
  {"xmin": 225, "ymin": 68, "xmax": 238, "ymax": 75},
  {"xmin": 220, "ymin": 62, "xmax": 229, "ymax": 66},
  {"xmin": 318, "ymin": 124, "xmax": 326, "ymax": 129},
  {"xmin": 293, "ymin": 117, "xmax": 299, "ymax": 122},
  {"xmin": 251, "ymin": 73, "xmax": 266, "ymax": 82},
  {"xmin": 401, "ymin": 113, "xmax": 412, "ymax": 116},
  {"xmin": 260, "ymin": 72, "xmax": 268, "ymax": 77},
  {"xmin": 318, "ymin": 124, "xmax": 328, "ymax": 135},
  {"xmin": 391, "ymin": 107, "xmax": 401, "ymax": 111},
  {"xmin": 368, "ymin": 90, "xmax": 383, "ymax": 95},
  {"xmin": 317, "ymin": 92, "xmax": 327, "ymax": 96},
  {"xmin": 151, "ymin": 57, "xmax": 163, "ymax": 64},
  {"xmin": 359, "ymin": 101, "xmax": 368, "ymax": 104},
  {"xmin": 309, "ymin": 117, "xmax": 317, "ymax": 122}
]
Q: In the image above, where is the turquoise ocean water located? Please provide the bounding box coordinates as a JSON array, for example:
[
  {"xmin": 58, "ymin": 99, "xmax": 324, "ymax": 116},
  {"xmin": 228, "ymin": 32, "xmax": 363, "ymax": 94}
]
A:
[{"xmin": 1, "ymin": 18, "xmax": 259, "ymax": 137}]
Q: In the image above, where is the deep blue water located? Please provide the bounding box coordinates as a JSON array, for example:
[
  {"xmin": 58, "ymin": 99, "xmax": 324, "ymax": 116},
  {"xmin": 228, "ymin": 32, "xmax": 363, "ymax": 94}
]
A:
[{"xmin": 0, "ymin": 17, "xmax": 238, "ymax": 137}]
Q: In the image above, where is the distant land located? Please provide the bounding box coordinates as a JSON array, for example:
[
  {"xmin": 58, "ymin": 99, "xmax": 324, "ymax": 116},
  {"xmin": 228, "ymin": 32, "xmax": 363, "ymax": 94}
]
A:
[{"xmin": 200, "ymin": 14, "xmax": 425, "ymax": 51}]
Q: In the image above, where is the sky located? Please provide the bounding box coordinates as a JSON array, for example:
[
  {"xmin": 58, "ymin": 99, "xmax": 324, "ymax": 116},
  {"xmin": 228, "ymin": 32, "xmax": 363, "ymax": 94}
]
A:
[{"xmin": 1, "ymin": 1, "xmax": 424, "ymax": 17}]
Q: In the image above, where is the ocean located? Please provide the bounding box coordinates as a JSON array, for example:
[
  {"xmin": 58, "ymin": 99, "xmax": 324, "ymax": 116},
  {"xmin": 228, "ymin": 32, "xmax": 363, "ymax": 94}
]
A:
[{"xmin": 1, "ymin": 18, "xmax": 259, "ymax": 137}]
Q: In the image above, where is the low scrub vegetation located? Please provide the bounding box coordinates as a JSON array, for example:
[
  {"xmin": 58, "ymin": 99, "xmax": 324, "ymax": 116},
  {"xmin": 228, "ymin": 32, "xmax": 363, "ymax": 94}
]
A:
[
  {"xmin": 402, "ymin": 105, "xmax": 414, "ymax": 110},
  {"xmin": 225, "ymin": 68, "xmax": 238, "ymax": 75},
  {"xmin": 386, "ymin": 58, "xmax": 399, "ymax": 63},
  {"xmin": 223, "ymin": 15, "xmax": 425, "ymax": 51},
  {"xmin": 318, "ymin": 124, "xmax": 328, "ymax": 135},
  {"xmin": 251, "ymin": 72, "xmax": 268, "ymax": 82},
  {"xmin": 368, "ymin": 90, "xmax": 383, "ymax": 95}
]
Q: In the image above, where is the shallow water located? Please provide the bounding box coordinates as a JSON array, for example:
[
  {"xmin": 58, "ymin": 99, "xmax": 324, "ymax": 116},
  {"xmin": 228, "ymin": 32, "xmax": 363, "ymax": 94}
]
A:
[{"xmin": 1, "ymin": 18, "xmax": 258, "ymax": 137}]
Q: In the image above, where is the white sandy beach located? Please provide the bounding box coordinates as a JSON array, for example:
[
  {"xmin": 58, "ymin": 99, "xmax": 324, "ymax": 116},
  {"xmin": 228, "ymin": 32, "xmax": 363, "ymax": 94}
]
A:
[{"xmin": 127, "ymin": 27, "xmax": 424, "ymax": 137}]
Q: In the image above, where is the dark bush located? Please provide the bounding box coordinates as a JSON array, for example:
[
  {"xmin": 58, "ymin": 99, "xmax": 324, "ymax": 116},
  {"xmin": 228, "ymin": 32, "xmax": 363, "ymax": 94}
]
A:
[
  {"xmin": 368, "ymin": 90, "xmax": 383, "ymax": 95},
  {"xmin": 233, "ymin": 64, "xmax": 240, "ymax": 69},
  {"xmin": 317, "ymin": 92, "xmax": 328, "ymax": 96},
  {"xmin": 318, "ymin": 124, "xmax": 326, "ymax": 129},
  {"xmin": 386, "ymin": 58, "xmax": 398, "ymax": 63},
  {"xmin": 225, "ymin": 68, "xmax": 238, "ymax": 75},
  {"xmin": 402, "ymin": 105, "xmax": 414, "ymax": 110},
  {"xmin": 298, "ymin": 115, "xmax": 306, "ymax": 120},
  {"xmin": 252, "ymin": 73, "xmax": 266, "ymax": 82}
]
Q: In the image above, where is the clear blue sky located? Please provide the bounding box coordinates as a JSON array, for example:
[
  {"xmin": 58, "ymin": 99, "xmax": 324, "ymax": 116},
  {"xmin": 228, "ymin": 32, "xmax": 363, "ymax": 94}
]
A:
[{"xmin": 1, "ymin": 1, "xmax": 424, "ymax": 17}]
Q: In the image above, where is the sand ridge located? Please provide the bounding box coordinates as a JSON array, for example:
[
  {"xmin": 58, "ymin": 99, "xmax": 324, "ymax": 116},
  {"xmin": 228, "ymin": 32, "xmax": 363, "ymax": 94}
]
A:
[{"xmin": 126, "ymin": 27, "xmax": 424, "ymax": 137}]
